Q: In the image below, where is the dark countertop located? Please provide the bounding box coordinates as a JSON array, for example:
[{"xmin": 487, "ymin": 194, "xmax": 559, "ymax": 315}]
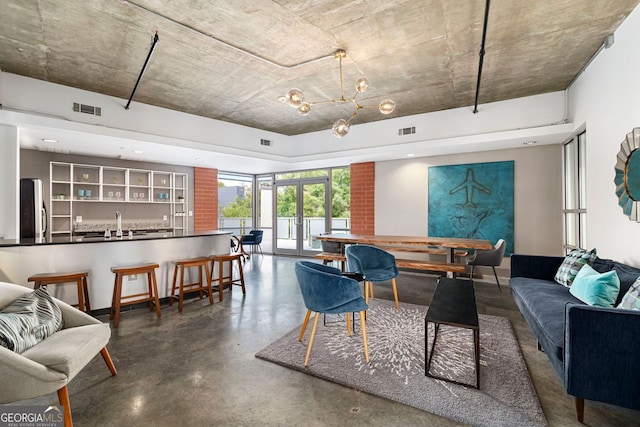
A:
[{"xmin": 0, "ymin": 230, "xmax": 231, "ymax": 248}]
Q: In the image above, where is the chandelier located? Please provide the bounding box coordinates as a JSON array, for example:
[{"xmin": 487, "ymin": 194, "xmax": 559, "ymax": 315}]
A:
[{"xmin": 279, "ymin": 49, "xmax": 395, "ymax": 137}]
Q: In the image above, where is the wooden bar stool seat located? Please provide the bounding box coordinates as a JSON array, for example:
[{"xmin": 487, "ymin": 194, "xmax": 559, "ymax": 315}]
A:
[
  {"xmin": 209, "ymin": 253, "xmax": 246, "ymax": 301},
  {"xmin": 28, "ymin": 270, "xmax": 92, "ymax": 313},
  {"xmin": 170, "ymin": 257, "xmax": 213, "ymax": 312},
  {"xmin": 110, "ymin": 263, "xmax": 161, "ymax": 328}
]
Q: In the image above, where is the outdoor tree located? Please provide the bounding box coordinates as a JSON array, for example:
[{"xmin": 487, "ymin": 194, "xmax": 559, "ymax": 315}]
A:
[{"xmin": 222, "ymin": 189, "xmax": 252, "ymax": 217}]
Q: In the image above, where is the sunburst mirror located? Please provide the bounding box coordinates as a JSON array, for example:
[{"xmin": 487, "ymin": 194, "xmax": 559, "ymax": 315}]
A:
[{"xmin": 614, "ymin": 127, "xmax": 640, "ymax": 222}]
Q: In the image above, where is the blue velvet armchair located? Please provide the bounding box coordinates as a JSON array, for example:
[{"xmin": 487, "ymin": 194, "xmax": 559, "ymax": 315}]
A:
[
  {"xmin": 294, "ymin": 261, "xmax": 369, "ymax": 366},
  {"xmin": 346, "ymin": 244, "xmax": 400, "ymax": 309}
]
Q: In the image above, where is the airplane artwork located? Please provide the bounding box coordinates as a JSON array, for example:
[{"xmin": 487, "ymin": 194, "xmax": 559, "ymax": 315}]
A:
[
  {"xmin": 428, "ymin": 160, "xmax": 514, "ymax": 255},
  {"xmin": 449, "ymin": 168, "xmax": 491, "ymax": 208}
]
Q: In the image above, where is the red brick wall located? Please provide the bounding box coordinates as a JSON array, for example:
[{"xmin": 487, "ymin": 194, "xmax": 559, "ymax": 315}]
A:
[
  {"xmin": 350, "ymin": 162, "xmax": 375, "ymax": 234},
  {"xmin": 194, "ymin": 167, "xmax": 218, "ymax": 232}
]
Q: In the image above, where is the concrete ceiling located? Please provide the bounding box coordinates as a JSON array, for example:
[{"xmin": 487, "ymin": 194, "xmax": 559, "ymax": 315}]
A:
[{"xmin": 1, "ymin": 0, "xmax": 639, "ymax": 138}]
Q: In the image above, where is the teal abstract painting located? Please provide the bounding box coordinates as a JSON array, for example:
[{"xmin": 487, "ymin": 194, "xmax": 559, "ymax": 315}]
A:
[{"xmin": 428, "ymin": 161, "xmax": 514, "ymax": 255}]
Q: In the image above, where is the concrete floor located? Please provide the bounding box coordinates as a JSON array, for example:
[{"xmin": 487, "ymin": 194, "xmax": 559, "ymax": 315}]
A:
[{"xmin": 22, "ymin": 255, "xmax": 640, "ymax": 426}]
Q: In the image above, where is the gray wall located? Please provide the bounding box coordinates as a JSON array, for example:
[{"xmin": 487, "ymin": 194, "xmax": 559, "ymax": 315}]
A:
[
  {"xmin": 375, "ymin": 144, "xmax": 564, "ymax": 270},
  {"xmin": 20, "ymin": 149, "xmax": 195, "ymax": 231}
]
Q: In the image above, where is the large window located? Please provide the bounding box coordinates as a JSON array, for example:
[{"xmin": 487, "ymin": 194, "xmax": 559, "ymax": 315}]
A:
[
  {"xmin": 218, "ymin": 172, "xmax": 253, "ymax": 234},
  {"xmin": 217, "ymin": 167, "xmax": 349, "ymax": 254},
  {"xmin": 563, "ymin": 131, "xmax": 587, "ymax": 252},
  {"xmin": 331, "ymin": 167, "xmax": 350, "ymax": 233}
]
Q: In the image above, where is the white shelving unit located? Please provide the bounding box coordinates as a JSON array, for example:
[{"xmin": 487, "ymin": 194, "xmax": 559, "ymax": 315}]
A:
[{"xmin": 49, "ymin": 162, "xmax": 189, "ymax": 236}]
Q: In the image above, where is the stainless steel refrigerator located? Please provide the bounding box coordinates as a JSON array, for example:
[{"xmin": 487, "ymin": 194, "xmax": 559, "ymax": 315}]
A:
[{"xmin": 20, "ymin": 178, "xmax": 47, "ymax": 239}]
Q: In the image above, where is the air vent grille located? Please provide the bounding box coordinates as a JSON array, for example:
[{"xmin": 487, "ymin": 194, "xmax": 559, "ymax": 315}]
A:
[
  {"xmin": 73, "ymin": 102, "xmax": 102, "ymax": 116},
  {"xmin": 260, "ymin": 139, "xmax": 272, "ymax": 147},
  {"xmin": 398, "ymin": 126, "xmax": 416, "ymax": 136}
]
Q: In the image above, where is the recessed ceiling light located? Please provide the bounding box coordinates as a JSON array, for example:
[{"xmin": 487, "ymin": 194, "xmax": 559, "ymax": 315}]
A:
[
  {"xmin": 523, "ymin": 140, "xmax": 537, "ymax": 145},
  {"xmin": 42, "ymin": 138, "xmax": 58, "ymax": 143},
  {"xmin": 406, "ymin": 153, "xmax": 415, "ymax": 157},
  {"xmin": 132, "ymin": 150, "xmax": 144, "ymax": 154}
]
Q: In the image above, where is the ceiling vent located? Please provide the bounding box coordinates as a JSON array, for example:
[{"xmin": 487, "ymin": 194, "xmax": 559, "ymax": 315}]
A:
[
  {"xmin": 398, "ymin": 126, "xmax": 416, "ymax": 136},
  {"xmin": 73, "ymin": 102, "xmax": 102, "ymax": 116},
  {"xmin": 260, "ymin": 138, "xmax": 272, "ymax": 147}
]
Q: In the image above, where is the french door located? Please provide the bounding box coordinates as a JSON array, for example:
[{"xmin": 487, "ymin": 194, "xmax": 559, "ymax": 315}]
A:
[{"xmin": 274, "ymin": 178, "xmax": 329, "ymax": 256}]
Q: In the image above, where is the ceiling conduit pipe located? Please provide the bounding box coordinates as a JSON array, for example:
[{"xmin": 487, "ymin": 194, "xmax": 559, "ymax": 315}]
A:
[
  {"xmin": 125, "ymin": 31, "xmax": 159, "ymax": 110},
  {"xmin": 473, "ymin": 0, "xmax": 490, "ymax": 114}
]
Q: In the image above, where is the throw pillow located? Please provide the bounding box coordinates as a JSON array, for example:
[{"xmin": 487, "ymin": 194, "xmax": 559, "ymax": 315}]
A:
[
  {"xmin": 554, "ymin": 248, "xmax": 597, "ymax": 287},
  {"xmin": 569, "ymin": 264, "xmax": 620, "ymax": 307},
  {"xmin": 618, "ymin": 277, "xmax": 640, "ymax": 311},
  {"xmin": 0, "ymin": 288, "xmax": 63, "ymax": 353}
]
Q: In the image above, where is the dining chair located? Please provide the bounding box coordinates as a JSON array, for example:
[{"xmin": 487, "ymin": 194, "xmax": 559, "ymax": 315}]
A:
[
  {"xmin": 345, "ymin": 244, "xmax": 400, "ymax": 310},
  {"xmin": 466, "ymin": 238, "xmax": 506, "ymax": 292},
  {"xmin": 295, "ymin": 261, "xmax": 369, "ymax": 366}
]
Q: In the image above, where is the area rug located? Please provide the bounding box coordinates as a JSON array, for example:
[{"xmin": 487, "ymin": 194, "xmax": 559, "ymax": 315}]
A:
[{"xmin": 255, "ymin": 299, "xmax": 546, "ymax": 427}]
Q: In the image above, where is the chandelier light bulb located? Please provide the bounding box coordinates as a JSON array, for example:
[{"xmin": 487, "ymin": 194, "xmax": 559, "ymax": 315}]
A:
[
  {"xmin": 332, "ymin": 119, "xmax": 350, "ymax": 138},
  {"xmin": 285, "ymin": 88, "xmax": 304, "ymax": 107},
  {"xmin": 378, "ymin": 99, "xmax": 396, "ymax": 115},
  {"xmin": 355, "ymin": 76, "xmax": 369, "ymax": 93},
  {"xmin": 298, "ymin": 102, "xmax": 311, "ymax": 116}
]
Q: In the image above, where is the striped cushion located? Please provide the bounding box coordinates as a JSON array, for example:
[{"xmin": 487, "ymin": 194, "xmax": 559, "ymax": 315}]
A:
[
  {"xmin": 618, "ymin": 277, "xmax": 640, "ymax": 311},
  {"xmin": 0, "ymin": 288, "xmax": 63, "ymax": 353},
  {"xmin": 554, "ymin": 248, "xmax": 597, "ymax": 287}
]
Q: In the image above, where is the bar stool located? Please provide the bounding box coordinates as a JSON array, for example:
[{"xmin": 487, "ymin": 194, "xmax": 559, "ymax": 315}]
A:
[
  {"xmin": 170, "ymin": 257, "xmax": 213, "ymax": 312},
  {"xmin": 209, "ymin": 253, "xmax": 246, "ymax": 301},
  {"xmin": 28, "ymin": 270, "xmax": 92, "ymax": 313},
  {"xmin": 110, "ymin": 263, "xmax": 161, "ymax": 328}
]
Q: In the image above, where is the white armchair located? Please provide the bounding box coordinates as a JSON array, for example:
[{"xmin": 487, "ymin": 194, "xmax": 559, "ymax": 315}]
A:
[{"xmin": 0, "ymin": 282, "xmax": 116, "ymax": 426}]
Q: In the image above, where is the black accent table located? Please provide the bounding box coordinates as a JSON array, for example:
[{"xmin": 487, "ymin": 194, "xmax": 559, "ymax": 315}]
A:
[{"xmin": 425, "ymin": 277, "xmax": 480, "ymax": 389}]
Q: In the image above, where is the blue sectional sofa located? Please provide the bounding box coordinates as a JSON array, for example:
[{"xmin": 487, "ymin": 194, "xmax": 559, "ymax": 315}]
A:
[{"xmin": 510, "ymin": 254, "xmax": 640, "ymax": 422}]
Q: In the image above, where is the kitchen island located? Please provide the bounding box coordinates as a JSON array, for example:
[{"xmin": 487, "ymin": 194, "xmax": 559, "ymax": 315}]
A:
[{"xmin": 0, "ymin": 230, "xmax": 232, "ymax": 311}]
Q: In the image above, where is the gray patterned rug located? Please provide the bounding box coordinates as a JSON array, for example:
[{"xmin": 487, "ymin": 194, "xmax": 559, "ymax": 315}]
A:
[{"xmin": 256, "ymin": 299, "xmax": 546, "ymax": 427}]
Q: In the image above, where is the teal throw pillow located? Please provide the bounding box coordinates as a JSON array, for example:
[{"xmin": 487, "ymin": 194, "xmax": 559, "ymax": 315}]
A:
[
  {"xmin": 554, "ymin": 248, "xmax": 598, "ymax": 287},
  {"xmin": 569, "ymin": 264, "xmax": 620, "ymax": 307},
  {"xmin": 617, "ymin": 277, "xmax": 640, "ymax": 311}
]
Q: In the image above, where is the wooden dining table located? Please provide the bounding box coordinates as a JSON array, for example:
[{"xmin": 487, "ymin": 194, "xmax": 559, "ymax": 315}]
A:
[{"xmin": 316, "ymin": 233, "xmax": 493, "ymax": 269}]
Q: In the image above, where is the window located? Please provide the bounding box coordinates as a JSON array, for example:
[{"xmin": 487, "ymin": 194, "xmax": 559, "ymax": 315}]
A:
[
  {"xmin": 218, "ymin": 172, "xmax": 253, "ymax": 234},
  {"xmin": 563, "ymin": 131, "xmax": 587, "ymax": 252},
  {"xmin": 331, "ymin": 167, "xmax": 350, "ymax": 233}
]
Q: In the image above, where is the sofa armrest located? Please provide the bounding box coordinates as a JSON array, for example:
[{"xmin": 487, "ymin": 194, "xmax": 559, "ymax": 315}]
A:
[
  {"xmin": 510, "ymin": 254, "xmax": 564, "ymax": 280},
  {"xmin": 564, "ymin": 304, "xmax": 640, "ymax": 411}
]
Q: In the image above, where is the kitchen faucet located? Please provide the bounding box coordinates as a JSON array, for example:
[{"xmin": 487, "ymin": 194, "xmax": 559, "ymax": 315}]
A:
[{"xmin": 115, "ymin": 211, "xmax": 123, "ymax": 238}]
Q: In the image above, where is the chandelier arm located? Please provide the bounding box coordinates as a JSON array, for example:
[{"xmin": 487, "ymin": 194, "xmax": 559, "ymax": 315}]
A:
[
  {"xmin": 308, "ymin": 99, "xmax": 339, "ymax": 106},
  {"xmin": 346, "ymin": 111, "xmax": 359, "ymax": 124}
]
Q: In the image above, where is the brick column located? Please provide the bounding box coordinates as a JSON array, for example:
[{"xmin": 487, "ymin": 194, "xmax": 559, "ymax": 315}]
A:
[
  {"xmin": 194, "ymin": 167, "xmax": 218, "ymax": 232},
  {"xmin": 350, "ymin": 162, "xmax": 375, "ymax": 234}
]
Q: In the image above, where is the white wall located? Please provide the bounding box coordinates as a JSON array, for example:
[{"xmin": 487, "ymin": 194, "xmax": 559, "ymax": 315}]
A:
[
  {"xmin": 568, "ymin": 4, "xmax": 640, "ymax": 265},
  {"xmin": 375, "ymin": 144, "xmax": 564, "ymax": 257},
  {"xmin": 293, "ymin": 92, "xmax": 568, "ymax": 155},
  {"xmin": 0, "ymin": 73, "xmax": 286, "ymax": 156},
  {"xmin": 0, "ymin": 125, "xmax": 19, "ymax": 240}
]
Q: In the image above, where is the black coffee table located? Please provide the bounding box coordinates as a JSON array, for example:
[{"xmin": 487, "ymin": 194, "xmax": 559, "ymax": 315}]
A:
[{"xmin": 425, "ymin": 277, "xmax": 480, "ymax": 389}]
